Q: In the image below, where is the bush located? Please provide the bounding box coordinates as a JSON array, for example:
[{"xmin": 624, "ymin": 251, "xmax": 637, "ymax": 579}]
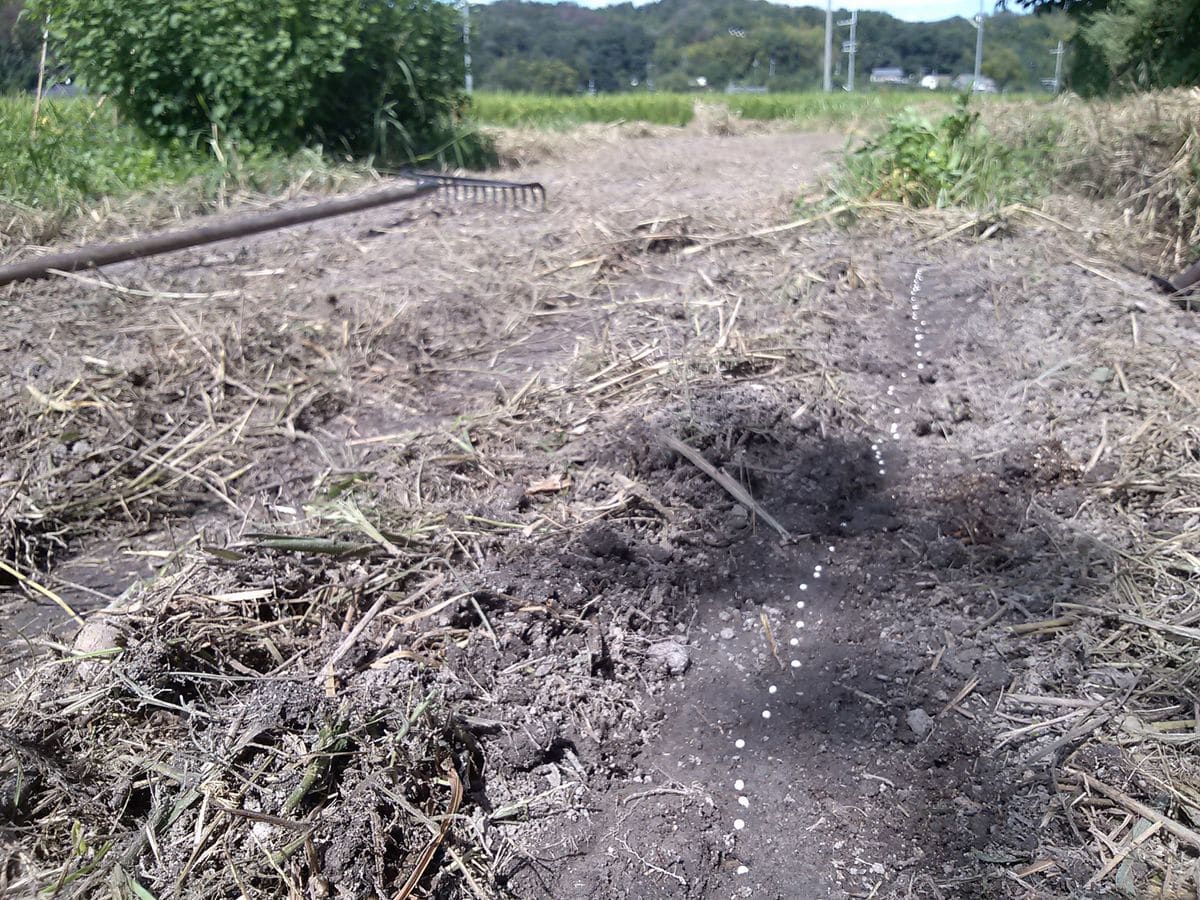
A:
[
  {"xmin": 28, "ymin": 0, "xmax": 468, "ymax": 160},
  {"xmin": 834, "ymin": 96, "xmax": 1048, "ymax": 209}
]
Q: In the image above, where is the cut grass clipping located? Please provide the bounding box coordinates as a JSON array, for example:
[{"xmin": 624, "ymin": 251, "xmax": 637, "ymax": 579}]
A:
[{"xmin": 834, "ymin": 95, "xmax": 1049, "ymax": 209}]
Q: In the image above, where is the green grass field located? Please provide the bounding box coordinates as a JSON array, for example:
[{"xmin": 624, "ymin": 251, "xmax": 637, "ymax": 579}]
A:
[{"xmin": 464, "ymin": 89, "xmax": 1040, "ymax": 129}]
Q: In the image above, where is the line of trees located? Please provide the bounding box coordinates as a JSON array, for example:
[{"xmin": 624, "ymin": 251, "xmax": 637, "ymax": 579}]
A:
[
  {"xmin": 470, "ymin": 0, "xmax": 1075, "ymax": 94},
  {"xmin": 1, "ymin": 0, "xmax": 1195, "ymax": 98}
]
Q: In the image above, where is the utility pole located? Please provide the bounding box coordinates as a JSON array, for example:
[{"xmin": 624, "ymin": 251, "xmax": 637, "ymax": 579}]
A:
[
  {"xmin": 838, "ymin": 10, "xmax": 858, "ymax": 92},
  {"xmin": 461, "ymin": 0, "xmax": 473, "ymax": 94},
  {"xmin": 971, "ymin": 0, "xmax": 984, "ymax": 91},
  {"xmin": 1051, "ymin": 40, "xmax": 1065, "ymax": 93},
  {"xmin": 823, "ymin": 0, "xmax": 833, "ymax": 93}
]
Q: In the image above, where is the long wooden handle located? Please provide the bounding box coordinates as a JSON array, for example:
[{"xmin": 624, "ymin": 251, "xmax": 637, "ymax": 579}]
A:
[{"xmin": 0, "ymin": 180, "xmax": 439, "ymax": 287}]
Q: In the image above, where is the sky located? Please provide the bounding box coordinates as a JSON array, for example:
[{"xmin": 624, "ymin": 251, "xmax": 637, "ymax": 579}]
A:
[
  {"xmin": 852, "ymin": 0, "xmax": 989, "ymax": 20},
  {"xmin": 569, "ymin": 0, "xmax": 996, "ymax": 22}
]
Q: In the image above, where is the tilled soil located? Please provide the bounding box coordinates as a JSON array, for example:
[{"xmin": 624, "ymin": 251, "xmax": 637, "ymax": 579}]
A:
[{"xmin": 3, "ymin": 131, "xmax": 1199, "ymax": 899}]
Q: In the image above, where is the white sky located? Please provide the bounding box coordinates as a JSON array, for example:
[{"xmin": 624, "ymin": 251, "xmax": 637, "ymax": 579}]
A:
[
  {"xmin": 568, "ymin": 0, "xmax": 993, "ymax": 23},
  {"xmin": 840, "ymin": 0, "xmax": 988, "ymax": 20}
]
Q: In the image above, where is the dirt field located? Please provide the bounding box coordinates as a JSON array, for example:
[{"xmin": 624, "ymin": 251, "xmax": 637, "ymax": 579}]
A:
[{"xmin": 3, "ymin": 130, "xmax": 1200, "ymax": 899}]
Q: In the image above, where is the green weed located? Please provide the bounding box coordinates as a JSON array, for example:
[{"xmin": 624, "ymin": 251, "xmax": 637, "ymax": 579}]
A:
[
  {"xmin": 833, "ymin": 95, "xmax": 1051, "ymax": 209},
  {"xmin": 0, "ymin": 94, "xmax": 377, "ymax": 247}
]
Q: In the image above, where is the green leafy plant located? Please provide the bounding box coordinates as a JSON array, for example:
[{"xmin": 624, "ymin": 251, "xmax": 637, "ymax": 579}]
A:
[
  {"xmin": 28, "ymin": 0, "xmax": 472, "ymax": 162},
  {"xmin": 834, "ymin": 95, "xmax": 1048, "ymax": 209}
]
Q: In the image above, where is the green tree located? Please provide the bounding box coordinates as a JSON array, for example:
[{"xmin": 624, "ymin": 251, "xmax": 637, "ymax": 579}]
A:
[
  {"xmin": 1082, "ymin": 0, "xmax": 1200, "ymax": 90},
  {"xmin": 489, "ymin": 58, "xmax": 579, "ymax": 94},
  {"xmin": 0, "ymin": 2, "xmax": 40, "ymax": 92},
  {"xmin": 29, "ymin": 0, "xmax": 465, "ymax": 158},
  {"xmin": 982, "ymin": 45, "xmax": 1027, "ymax": 88}
]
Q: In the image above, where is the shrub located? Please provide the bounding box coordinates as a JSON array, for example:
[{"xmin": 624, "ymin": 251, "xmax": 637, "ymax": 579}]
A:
[
  {"xmin": 28, "ymin": 0, "xmax": 468, "ymax": 160},
  {"xmin": 834, "ymin": 96, "xmax": 1048, "ymax": 209}
]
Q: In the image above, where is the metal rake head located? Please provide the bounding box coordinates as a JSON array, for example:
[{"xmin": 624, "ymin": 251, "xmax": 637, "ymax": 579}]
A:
[{"xmin": 404, "ymin": 170, "xmax": 546, "ymax": 210}]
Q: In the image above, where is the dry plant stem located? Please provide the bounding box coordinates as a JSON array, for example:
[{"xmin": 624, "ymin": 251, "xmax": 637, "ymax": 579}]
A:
[
  {"xmin": 1084, "ymin": 819, "xmax": 1162, "ymax": 888},
  {"xmin": 655, "ymin": 429, "xmax": 792, "ymax": 541},
  {"xmin": 1067, "ymin": 770, "xmax": 1200, "ymax": 852},
  {"xmin": 394, "ymin": 759, "xmax": 464, "ymax": 900},
  {"xmin": 318, "ymin": 574, "xmax": 444, "ymax": 685},
  {"xmin": 680, "ymin": 204, "xmax": 850, "ymax": 257},
  {"xmin": 0, "ymin": 559, "xmax": 84, "ymax": 625}
]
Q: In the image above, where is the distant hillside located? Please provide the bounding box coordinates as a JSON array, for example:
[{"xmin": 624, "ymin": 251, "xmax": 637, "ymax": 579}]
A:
[{"xmin": 470, "ymin": 0, "xmax": 1074, "ymax": 93}]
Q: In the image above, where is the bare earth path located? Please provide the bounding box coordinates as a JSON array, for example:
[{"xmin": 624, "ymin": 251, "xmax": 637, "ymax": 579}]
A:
[{"xmin": 3, "ymin": 131, "xmax": 1197, "ymax": 899}]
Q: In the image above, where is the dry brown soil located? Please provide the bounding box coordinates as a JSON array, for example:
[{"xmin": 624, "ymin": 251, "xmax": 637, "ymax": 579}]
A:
[{"xmin": 3, "ymin": 131, "xmax": 1199, "ymax": 899}]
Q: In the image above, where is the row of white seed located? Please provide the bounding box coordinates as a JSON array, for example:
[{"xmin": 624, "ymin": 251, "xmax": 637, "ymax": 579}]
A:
[{"xmin": 728, "ymin": 267, "xmax": 930, "ymax": 878}]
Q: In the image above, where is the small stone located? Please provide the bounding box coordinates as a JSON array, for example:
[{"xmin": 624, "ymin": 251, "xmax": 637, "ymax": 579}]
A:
[
  {"xmin": 719, "ymin": 628, "xmax": 736, "ymax": 641},
  {"xmin": 906, "ymin": 708, "xmax": 934, "ymax": 737},
  {"xmin": 647, "ymin": 640, "xmax": 690, "ymax": 675}
]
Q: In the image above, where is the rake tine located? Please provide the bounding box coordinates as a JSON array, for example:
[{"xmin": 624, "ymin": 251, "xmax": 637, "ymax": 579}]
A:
[{"xmin": 405, "ymin": 170, "xmax": 545, "ymax": 211}]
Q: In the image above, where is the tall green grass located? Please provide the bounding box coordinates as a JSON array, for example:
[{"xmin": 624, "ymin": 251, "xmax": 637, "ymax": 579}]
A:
[
  {"xmin": 0, "ymin": 94, "xmax": 374, "ymax": 246},
  {"xmin": 0, "ymin": 96, "xmax": 208, "ymax": 214},
  {"xmin": 724, "ymin": 91, "xmax": 944, "ymax": 125},
  {"xmin": 468, "ymin": 92, "xmax": 696, "ymax": 128},
  {"xmin": 470, "ymin": 89, "xmax": 1049, "ymax": 130}
]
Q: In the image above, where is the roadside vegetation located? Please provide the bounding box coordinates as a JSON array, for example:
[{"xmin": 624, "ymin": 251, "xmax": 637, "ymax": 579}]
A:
[
  {"xmin": 829, "ymin": 87, "xmax": 1200, "ymax": 268},
  {"xmin": 832, "ymin": 95, "xmax": 1053, "ymax": 209}
]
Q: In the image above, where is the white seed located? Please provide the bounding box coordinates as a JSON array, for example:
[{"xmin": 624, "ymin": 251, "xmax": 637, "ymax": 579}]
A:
[
  {"xmin": 735, "ymin": 779, "xmax": 745, "ymax": 790},
  {"xmin": 761, "ymin": 710, "xmax": 771, "ymax": 719},
  {"xmin": 800, "ymin": 583, "xmax": 808, "ymax": 591},
  {"xmin": 790, "ymin": 660, "xmax": 801, "ymax": 668},
  {"xmin": 768, "ymin": 685, "xmax": 778, "ymax": 694},
  {"xmin": 738, "ymin": 795, "xmax": 750, "ymax": 808},
  {"xmin": 796, "ymin": 620, "xmax": 805, "ymax": 629},
  {"xmin": 736, "ymin": 865, "xmax": 749, "ymax": 875},
  {"xmin": 735, "ymin": 738, "xmax": 745, "ymax": 749},
  {"xmin": 734, "ymin": 819, "xmax": 746, "ymax": 830},
  {"xmin": 789, "ymin": 637, "xmax": 799, "ymax": 646},
  {"xmin": 796, "ymin": 600, "xmax": 806, "ymax": 610}
]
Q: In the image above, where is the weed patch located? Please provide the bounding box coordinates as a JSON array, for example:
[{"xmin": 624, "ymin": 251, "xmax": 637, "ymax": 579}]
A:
[{"xmin": 833, "ymin": 96, "xmax": 1051, "ymax": 209}]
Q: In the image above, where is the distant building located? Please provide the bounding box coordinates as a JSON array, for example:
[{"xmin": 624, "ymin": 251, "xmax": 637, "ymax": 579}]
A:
[
  {"xmin": 952, "ymin": 74, "xmax": 998, "ymax": 93},
  {"xmin": 869, "ymin": 67, "xmax": 907, "ymax": 85},
  {"xmin": 725, "ymin": 83, "xmax": 767, "ymax": 94}
]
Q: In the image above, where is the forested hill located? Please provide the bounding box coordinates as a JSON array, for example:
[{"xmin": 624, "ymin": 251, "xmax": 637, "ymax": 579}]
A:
[{"xmin": 471, "ymin": 0, "xmax": 1073, "ymax": 93}]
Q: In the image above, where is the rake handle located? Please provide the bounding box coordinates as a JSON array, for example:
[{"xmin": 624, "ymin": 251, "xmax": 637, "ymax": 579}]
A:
[{"xmin": 0, "ymin": 180, "xmax": 440, "ymax": 287}]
